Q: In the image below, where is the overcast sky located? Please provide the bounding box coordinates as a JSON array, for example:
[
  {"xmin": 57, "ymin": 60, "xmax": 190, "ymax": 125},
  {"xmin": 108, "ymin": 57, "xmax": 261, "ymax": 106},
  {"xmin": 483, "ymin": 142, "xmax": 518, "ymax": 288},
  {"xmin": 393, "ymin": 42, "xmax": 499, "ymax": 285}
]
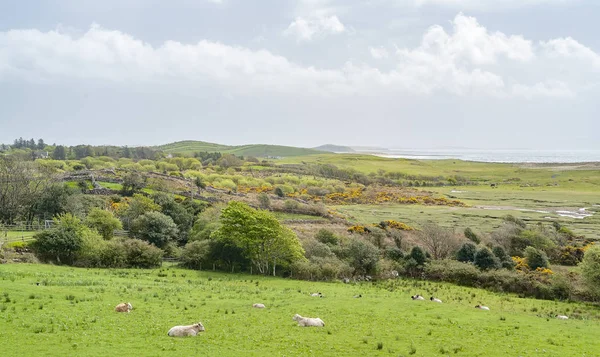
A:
[{"xmin": 0, "ymin": 0, "xmax": 598, "ymax": 149}]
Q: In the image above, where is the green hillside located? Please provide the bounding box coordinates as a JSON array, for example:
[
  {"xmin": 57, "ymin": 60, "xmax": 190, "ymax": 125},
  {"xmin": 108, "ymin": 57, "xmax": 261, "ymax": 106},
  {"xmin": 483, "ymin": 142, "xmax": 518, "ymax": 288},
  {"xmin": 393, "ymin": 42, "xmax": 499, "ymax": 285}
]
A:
[{"xmin": 157, "ymin": 140, "xmax": 324, "ymax": 157}]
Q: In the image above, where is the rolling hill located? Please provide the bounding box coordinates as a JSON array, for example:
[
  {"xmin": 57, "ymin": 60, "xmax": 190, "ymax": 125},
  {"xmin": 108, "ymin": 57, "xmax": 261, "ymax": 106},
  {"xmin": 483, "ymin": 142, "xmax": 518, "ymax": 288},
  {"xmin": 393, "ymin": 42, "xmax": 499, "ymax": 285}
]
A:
[
  {"xmin": 157, "ymin": 140, "xmax": 325, "ymax": 157},
  {"xmin": 313, "ymin": 144, "xmax": 355, "ymax": 153}
]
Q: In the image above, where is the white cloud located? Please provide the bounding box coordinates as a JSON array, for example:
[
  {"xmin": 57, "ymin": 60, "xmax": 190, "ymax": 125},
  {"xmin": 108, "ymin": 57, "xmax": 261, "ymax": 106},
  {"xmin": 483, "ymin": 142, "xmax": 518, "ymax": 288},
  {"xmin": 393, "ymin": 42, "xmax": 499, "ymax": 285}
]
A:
[
  {"xmin": 369, "ymin": 47, "xmax": 389, "ymax": 59},
  {"xmin": 283, "ymin": 14, "xmax": 345, "ymax": 42},
  {"xmin": 413, "ymin": 0, "xmax": 572, "ymax": 11},
  {"xmin": 512, "ymin": 80, "xmax": 575, "ymax": 99},
  {"xmin": 541, "ymin": 37, "xmax": 600, "ymax": 69},
  {"xmin": 398, "ymin": 13, "xmax": 534, "ymax": 66},
  {"xmin": 0, "ymin": 14, "xmax": 596, "ymax": 100}
]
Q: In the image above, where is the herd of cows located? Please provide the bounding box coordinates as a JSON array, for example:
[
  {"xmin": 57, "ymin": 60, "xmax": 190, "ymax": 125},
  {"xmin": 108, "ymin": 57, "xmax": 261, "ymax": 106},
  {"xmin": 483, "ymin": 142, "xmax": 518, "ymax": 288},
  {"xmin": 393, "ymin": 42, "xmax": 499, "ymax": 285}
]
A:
[{"xmin": 112, "ymin": 291, "xmax": 570, "ymax": 337}]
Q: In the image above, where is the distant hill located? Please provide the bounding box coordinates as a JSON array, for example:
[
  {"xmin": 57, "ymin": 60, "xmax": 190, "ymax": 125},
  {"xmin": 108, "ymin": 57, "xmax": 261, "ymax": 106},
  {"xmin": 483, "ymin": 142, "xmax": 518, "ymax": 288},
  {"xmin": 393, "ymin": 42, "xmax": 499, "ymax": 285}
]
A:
[
  {"xmin": 157, "ymin": 140, "xmax": 324, "ymax": 157},
  {"xmin": 313, "ymin": 144, "xmax": 355, "ymax": 153}
]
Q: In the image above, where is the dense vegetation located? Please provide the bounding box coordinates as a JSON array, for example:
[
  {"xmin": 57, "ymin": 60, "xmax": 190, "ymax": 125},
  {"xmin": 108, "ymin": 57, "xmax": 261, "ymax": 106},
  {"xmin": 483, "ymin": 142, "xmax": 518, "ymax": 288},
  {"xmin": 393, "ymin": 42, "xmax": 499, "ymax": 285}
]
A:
[{"xmin": 1, "ymin": 138, "xmax": 600, "ymax": 305}]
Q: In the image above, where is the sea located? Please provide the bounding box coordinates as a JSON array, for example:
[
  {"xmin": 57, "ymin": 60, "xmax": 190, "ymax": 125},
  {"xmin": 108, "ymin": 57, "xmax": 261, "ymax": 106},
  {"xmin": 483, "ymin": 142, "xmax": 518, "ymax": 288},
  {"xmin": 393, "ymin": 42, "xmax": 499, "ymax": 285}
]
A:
[{"xmin": 368, "ymin": 149, "xmax": 600, "ymax": 164}]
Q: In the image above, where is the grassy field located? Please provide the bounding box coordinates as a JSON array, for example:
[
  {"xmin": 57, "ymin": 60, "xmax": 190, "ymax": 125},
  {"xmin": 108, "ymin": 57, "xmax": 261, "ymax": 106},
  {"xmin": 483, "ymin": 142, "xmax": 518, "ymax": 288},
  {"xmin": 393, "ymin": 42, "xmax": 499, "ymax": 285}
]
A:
[
  {"xmin": 334, "ymin": 185, "xmax": 600, "ymax": 239},
  {"xmin": 158, "ymin": 141, "xmax": 324, "ymax": 157},
  {"xmin": 280, "ymin": 154, "xmax": 600, "ymax": 188},
  {"xmin": 1, "ymin": 264, "xmax": 599, "ymax": 356},
  {"xmin": 276, "ymin": 153, "xmax": 600, "ymax": 240},
  {"xmin": 1, "ymin": 230, "xmax": 38, "ymax": 243}
]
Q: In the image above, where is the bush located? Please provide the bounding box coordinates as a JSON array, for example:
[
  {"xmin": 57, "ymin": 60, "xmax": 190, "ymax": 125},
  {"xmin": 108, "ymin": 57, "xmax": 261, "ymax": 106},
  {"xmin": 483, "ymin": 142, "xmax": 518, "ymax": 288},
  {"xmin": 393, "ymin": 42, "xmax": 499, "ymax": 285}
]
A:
[
  {"xmin": 130, "ymin": 211, "xmax": 179, "ymax": 249},
  {"xmin": 257, "ymin": 193, "xmax": 271, "ymax": 209},
  {"xmin": 474, "ymin": 247, "xmax": 500, "ymax": 270},
  {"xmin": 424, "ymin": 260, "xmax": 480, "ymax": 286},
  {"xmin": 580, "ymin": 245, "xmax": 600, "ymax": 298},
  {"xmin": 503, "ymin": 215, "xmax": 526, "ymax": 228},
  {"xmin": 97, "ymin": 240, "xmax": 127, "ymax": 268},
  {"xmin": 344, "ymin": 238, "xmax": 380, "ymax": 276},
  {"xmin": 181, "ymin": 241, "xmax": 211, "ymax": 270},
  {"xmin": 464, "ymin": 227, "xmax": 481, "ymax": 244},
  {"xmin": 384, "ymin": 247, "xmax": 404, "ymax": 262},
  {"xmin": 32, "ymin": 214, "xmax": 86, "ymax": 265},
  {"xmin": 456, "ymin": 242, "xmax": 477, "ymax": 263},
  {"xmin": 409, "ymin": 246, "xmax": 427, "ymax": 266},
  {"xmin": 524, "ymin": 246, "xmax": 549, "ymax": 270},
  {"xmin": 283, "ymin": 200, "xmax": 300, "ymax": 212},
  {"xmin": 274, "ymin": 187, "xmax": 285, "ymax": 197},
  {"xmin": 122, "ymin": 239, "xmax": 163, "ymax": 268},
  {"xmin": 315, "ymin": 229, "xmax": 339, "ymax": 245},
  {"xmin": 85, "ymin": 208, "xmax": 122, "ymax": 240}
]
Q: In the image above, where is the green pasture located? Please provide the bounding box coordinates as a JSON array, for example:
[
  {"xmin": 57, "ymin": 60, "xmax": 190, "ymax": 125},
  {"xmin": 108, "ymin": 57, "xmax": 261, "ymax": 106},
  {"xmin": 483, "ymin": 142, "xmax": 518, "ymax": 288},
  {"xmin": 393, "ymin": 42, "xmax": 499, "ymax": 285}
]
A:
[
  {"xmin": 1, "ymin": 264, "xmax": 599, "ymax": 356},
  {"xmin": 279, "ymin": 154, "xmax": 600, "ymax": 187},
  {"xmin": 1, "ymin": 230, "xmax": 38, "ymax": 243}
]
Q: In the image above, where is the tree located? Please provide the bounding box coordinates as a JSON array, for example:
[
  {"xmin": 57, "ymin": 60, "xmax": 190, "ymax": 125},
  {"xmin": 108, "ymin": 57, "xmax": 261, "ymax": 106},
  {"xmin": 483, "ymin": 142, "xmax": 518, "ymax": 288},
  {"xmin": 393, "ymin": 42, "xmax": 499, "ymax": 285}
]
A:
[
  {"xmin": 52, "ymin": 146, "xmax": 66, "ymax": 160},
  {"xmin": 121, "ymin": 172, "xmax": 147, "ymax": 196},
  {"xmin": 212, "ymin": 201, "xmax": 305, "ymax": 275},
  {"xmin": 474, "ymin": 247, "xmax": 500, "ymax": 270},
  {"xmin": 181, "ymin": 240, "xmax": 212, "ymax": 270},
  {"xmin": 456, "ymin": 242, "xmax": 477, "ymax": 263},
  {"xmin": 152, "ymin": 193, "xmax": 194, "ymax": 244},
  {"xmin": 345, "ymin": 237, "xmax": 380, "ymax": 276},
  {"xmin": 524, "ymin": 246, "xmax": 549, "ymax": 270},
  {"xmin": 85, "ymin": 208, "xmax": 123, "ymax": 240},
  {"xmin": 117, "ymin": 194, "xmax": 160, "ymax": 230},
  {"xmin": 580, "ymin": 246, "xmax": 600, "ymax": 298},
  {"xmin": 464, "ymin": 228, "xmax": 481, "ymax": 244},
  {"xmin": 190, "ymin": 205, "xmax": 222, "ymax": 242},
  {"xmin": 27, "ymin": 183, "xmax": 73, "ymax": 221},
  {"xmin": 410, "ymin": 246, "xmax": 428, "ymax": 266},
  {"xmin": 130, "ymin": 211, "xmax": 179, "ymax": 249},
  {"xmin": 0, "ymin": 156, "xmax": 55, "ymax": 224},
  {"xmin": 37, "ymin": 139, "xmax": 46, "ymax": 150},
  {"xmin": 217, "ymin": 154, "xmax": 243, "ymax": 169},
  {"xmin": 492, "ymin": 246, "xmax": 514, "ymax": 269},
  {"xmin": 417, "ymin": 222, "xmax": 459, "ymax": 260}
]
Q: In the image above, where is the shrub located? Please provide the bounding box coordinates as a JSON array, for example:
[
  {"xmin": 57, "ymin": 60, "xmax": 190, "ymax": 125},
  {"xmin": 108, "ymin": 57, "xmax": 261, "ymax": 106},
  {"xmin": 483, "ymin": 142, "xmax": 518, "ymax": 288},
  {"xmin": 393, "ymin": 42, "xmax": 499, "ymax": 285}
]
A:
[
  {"xmin": 384, "ymin": 247, "xmax": 404, "ymax": 262},
  {"xmin": 130, "ymin": 211, "xmax": 179, "ymax": 249},
  {"xmin": 474, "ymin": 247, "xmax": 500, "ymax": 270},
  {"xmin": 315, "ymin": 229, "xmax": 339, "ymax": 245},
  {"xmin": 303, "ymin": 240, "xmax": 335, "ymax": 259},
  {"xmin": 181, "ymin": 240, "xmax": 211, "ymax": 270},
  {"xmin": 257, "ymin": 193, "xmax": 271, "ymax": 210},
  {"xmin": 464, "ymin": 227, "xmax": 481, "ymax": 244},
  {"xmin": 85, "ymin": 208, "xmax": 122, "ymax": 240},
  {"xmin": 409, "ymin": 246, "xmax": 427, "ymax": 266},
  {"xmin": 283, "ymin": 200, "xmax": 300, "ymax": 212},
  {"xmin": 97, "ymin": 240, "xmax": 127, "ymax": 268},
  {"xmin": 580, "ymin": 245, "xmax": 600, "ymax": 298},
  {"xmin": 424, "ymin": 260, "xmax": 480, "ymax": 286},
  {"xmin": 503, "ymin": 215, "xmax": 526, "ymax": 228},
  {"xmin": 456, "ymin": 242, "xmax": 477, "ymax": 263},
  {"xmin": 524, "ymin": 246, "xmax": 549, "ymax": 270},
  {"xmin": 344, "ymin": 238, "xmax": 380, "ymax": 276},
  {"xmin": 32, "ymin": 214, "xmax": 86, "ymax": 265},
  {"xmin": 122, "ymin": 239, "xmax": 163, "ymax": 268},
  {"xmin": 274, "ymin": 187, "xmax": 285, "ymax": 197}
]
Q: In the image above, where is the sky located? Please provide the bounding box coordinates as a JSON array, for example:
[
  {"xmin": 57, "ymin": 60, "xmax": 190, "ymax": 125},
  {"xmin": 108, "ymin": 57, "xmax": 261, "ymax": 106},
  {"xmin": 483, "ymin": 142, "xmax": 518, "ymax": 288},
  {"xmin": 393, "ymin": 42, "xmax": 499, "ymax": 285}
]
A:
[{"xmin": 0, "ymin": 0, "xmax": 598, "ymax": 149}]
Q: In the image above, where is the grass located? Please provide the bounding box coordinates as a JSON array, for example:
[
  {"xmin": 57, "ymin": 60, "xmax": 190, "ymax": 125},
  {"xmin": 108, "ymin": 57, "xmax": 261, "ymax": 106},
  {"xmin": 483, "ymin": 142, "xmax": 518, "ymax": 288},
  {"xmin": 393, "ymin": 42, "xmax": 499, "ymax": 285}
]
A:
[
  {"xmin": 0, "ymin": 264, "xmax": 599, "ymax": 356},
  {"xmin": 1, "ymin": 230, "xmax": 38, "ymax": 243},
  {"xmin": 158, "ymin": 141, "xmax": 324, "ymax": 157}
]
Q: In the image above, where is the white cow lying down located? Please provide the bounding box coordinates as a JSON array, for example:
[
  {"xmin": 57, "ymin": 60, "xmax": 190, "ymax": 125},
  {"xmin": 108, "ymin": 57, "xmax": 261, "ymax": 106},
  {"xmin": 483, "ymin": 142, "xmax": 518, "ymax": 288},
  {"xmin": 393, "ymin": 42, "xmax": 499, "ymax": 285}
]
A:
[
  {"xmin": 115, "ymin": 302, "xmax": 132, "ymax": 313},
  {"xmin": 293, "ymin": 314, "xmax": 325, "ymax": 327},
  {"xmin": 168, "ymin": 322, "xmax": 205, "ymax": 337},
  {"xmin": 253, "ymin": 303, "xmax": 266, "ymax": 308}
]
